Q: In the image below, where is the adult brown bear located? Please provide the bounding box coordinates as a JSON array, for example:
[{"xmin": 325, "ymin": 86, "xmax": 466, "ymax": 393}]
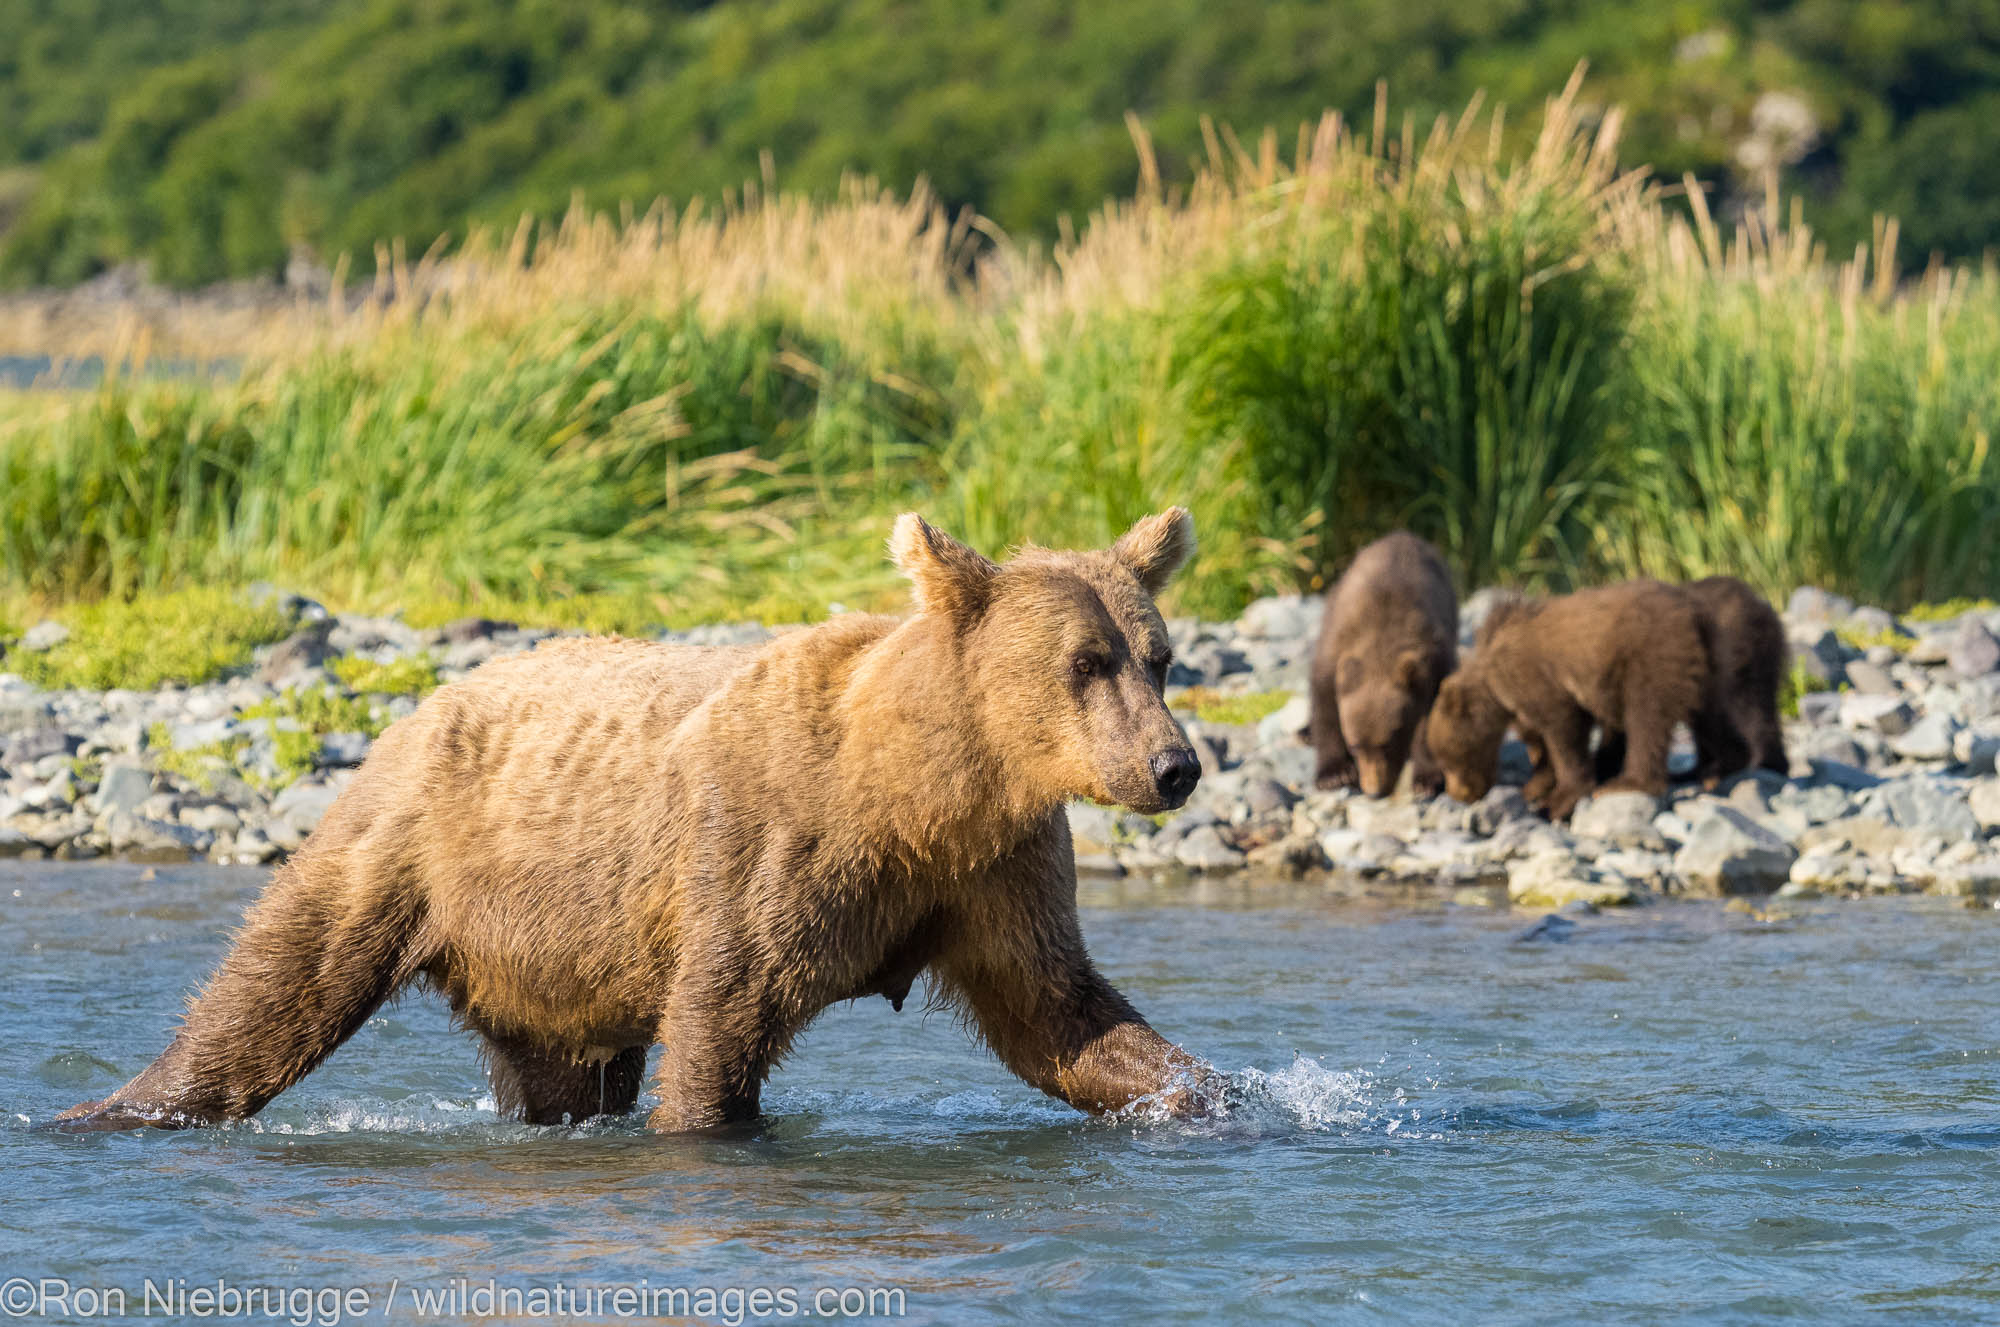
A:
[{"xmin": 59, "ymin": 511, "xmax": 1210, "ymax": 1132}]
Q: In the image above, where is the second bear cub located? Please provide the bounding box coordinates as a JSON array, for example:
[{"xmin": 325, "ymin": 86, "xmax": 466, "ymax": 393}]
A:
[{"xmin": 1429, "ymin": 580, "xmax": 1710, "ymax": 820}]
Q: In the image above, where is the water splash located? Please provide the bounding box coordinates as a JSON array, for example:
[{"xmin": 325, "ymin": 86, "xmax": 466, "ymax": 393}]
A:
[{"xmin": 1115, "ymin": 1054, "xmax": 1442, "ymax": 1140}]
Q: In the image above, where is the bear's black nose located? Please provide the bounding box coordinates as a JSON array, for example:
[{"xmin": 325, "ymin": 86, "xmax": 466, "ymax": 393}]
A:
[{"xmin": 1150, "ymin": 748, "xmax": 1201, "ymax": 807}]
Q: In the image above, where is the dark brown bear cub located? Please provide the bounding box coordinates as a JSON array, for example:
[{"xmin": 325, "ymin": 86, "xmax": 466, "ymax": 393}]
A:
[
  {"xmin": 58, "ymin": 509, "xmax": 1211, "ymax": 1134},
  {"xmin": 1309, "ymin": 532, "xmax": 1458, "ymax": 797},
  {"xmin": 1428, "ymin": 580, "xmax": 1710, "ymax": 821},
  {"xmin": 1591, "ymin": 575, "xmax": 1789, "ymax": 784}
]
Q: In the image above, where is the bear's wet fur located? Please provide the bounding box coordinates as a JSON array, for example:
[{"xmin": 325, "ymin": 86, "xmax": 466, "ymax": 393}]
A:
[
  {"xmin": 57, "ymin": 510, "xmax": 1213, "ymax": 1133},
  {"xmin": 1308, "ymin": 532, "xmax": 1458, "ymax": 797},
  {"xmin": 1429, "ymin": 581, "xmax": 1711, "ymax": 821}
]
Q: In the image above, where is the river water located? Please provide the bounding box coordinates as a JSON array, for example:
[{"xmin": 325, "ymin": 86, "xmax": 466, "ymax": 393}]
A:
[{"xmin": 4, "ymin": 861, "xmax": 1998, "ymax": 1324}]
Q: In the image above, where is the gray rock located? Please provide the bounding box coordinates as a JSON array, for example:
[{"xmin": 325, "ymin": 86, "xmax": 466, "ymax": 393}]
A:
[
  {"xmin": 1787, "ymin": 588, "xmax": 1855, "ymax": 625},
  {"xmin": 1842, "ymin": 659, "xmax": 1899, "ymax": 695},
  {"xmin": 271, "ymin": 778, "xmax": 343, "ymax": 835},
  {"xmin": 105, "ymin": 813, "xmax": 210, "ymax": 863},
  {"xmin": 1843, "ymin": 606, "xmax": 1900, "ymax": 639},
  {"xmin": 19, "ymin": 620, "xmax": 70, "ymax": 652},
  {"xmin": 179, "ymin": 802, "xmax": 243, "ymax": 835},
  {"xmin": 1795, "ymin": 691, "xmax": 1842, "ymax": 725},
  {"xmin": 1950, "ymin": 619, "xmax": 2000, "ymax": 678},
  {"xmin": 1237, "ymin": 594, "xmax": 1322, "ymax": 642},
  {"xmin": 1674, "ymin": 807, "xmax": 1798, "ymax": 894},
  {"xmin": 1840, "ymin": 693, "xmax": 1916, "ymax": 736},
  {"xmin": 1786, "ymin": 628, "xmax": 1844, "ymax": 687},
  {"xmin": 168, "ymin": 717, "xmax": 243, "ymax": 750},
  {"xmin": 1889, "ymin": 712, "xmax": 1960, "ymax": 762},
  {"xmin": 1907, "ymin": 631, "xmax": 1954, "ymax": 666},
  {"xmin": 437, "ymin": 616, "xmax": 516, "ymax": 645},
  {"xmin": 1969, "ymin": 781, "xmax": 2000, "ymax": 830},
  {"xmin": 1869, "ymin": 778, "xmax": 1980, "ymax": 839},
  {"xmin": 255, "ymin": 620, "xmax": 337, "ymax": 684},
  {"xmin": 2, "ymin": 728, "xmax": 80, "ymax": 766},
  {"xmin": 0, "ymin": 697, "xmax": 53, "ymax": 733},
  {"xmin": 318, "ymin": 731, "xmax": 373, "ymax": 767},
  {"xmin": 1469, "ymin": 786, "xmax": 1534, "ymax": 835},
  {"xmin": 1770, "ymin": 781, "xmax": 1856, "ymax": 825},
  {"xmin": 0, "ymin": 827, "xmax": 31, "ymax": 859},
  {"xmin": 1568, "ymin": 791, "xmax": 1663, "ymax": 844},
  {"xmin": 1239, "ymin": 777, "xmax": 1297, "ymax": 818},
  {"xmin": 232, "ymin": 827, "xmax": 283, "ymax": 864},
  {"xmin": 1175, "ymin": 823, "xmax": 1246, "ymax": 871},
  {"xmin": 1957, "ymin": 727, "xmax": 2000, "ymax": 776},
  {"xmin": 93, "ymin": 762, "xmax": 154, "ymax": 817},
  {"xmin": 1256, "ymin": 694, "xmax": 1311, "ymax": 749}
]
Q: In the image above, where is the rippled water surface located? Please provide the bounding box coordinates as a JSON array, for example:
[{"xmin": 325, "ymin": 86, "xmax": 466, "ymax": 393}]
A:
[{"xmin": 5, "ymin": 861, "xmax": 2000, "ymax": 1324}]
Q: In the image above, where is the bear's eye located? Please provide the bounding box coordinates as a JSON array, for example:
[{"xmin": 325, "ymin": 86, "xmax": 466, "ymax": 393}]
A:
[{"xmin": 1072, "ymin": 653, "xmax": 1107, "ymax": 680}]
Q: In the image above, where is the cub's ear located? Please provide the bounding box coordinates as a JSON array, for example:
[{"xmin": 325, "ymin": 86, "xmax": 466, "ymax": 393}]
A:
[
  {"xmin": 1111, "ymin": 506, "xmax": 1197, "ymax": 595},
  {"xmin": 888, "ymin": 513, "xmax": 998, "ymax": 618},
  {"xmin": 1394, "ymin": 650, "xmax": 1427, "ymax": 690}
]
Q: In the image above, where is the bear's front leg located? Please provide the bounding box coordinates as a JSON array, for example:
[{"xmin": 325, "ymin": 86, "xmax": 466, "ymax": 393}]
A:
[
  {"xmin": 646, "ymin": 965, "xmax": 798, "ymax": 1133},
  {"xmin": 937, "ymin": 896, "xmax": 1204, "ymax": 1118}
]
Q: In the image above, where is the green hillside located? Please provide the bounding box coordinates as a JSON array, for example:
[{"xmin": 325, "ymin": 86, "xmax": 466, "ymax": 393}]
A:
[{"xmin": 4, "ymin": 0, "xmax": 1999, "ymax": 286}]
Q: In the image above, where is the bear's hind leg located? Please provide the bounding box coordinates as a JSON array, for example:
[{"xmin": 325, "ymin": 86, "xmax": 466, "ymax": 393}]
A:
[
  {"xmin": 483, "ymin": 1038, "xmax": 649, "ymax": 1125},
  {"xmin": 53, "ymin": 853, "xmax": 428, "ymax": 1130}
]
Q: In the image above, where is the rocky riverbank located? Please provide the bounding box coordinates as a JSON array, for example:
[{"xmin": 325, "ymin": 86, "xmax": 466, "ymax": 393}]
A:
[{"xmin": 4, "ymin": 588, "xmax": 1999, "ymax": 906}]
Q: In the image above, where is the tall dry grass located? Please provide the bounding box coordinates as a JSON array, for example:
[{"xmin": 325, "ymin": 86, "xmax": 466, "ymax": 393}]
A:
[{"xmin": 4, "ymin": 76, "xmax": 1998, "ymax": 626}]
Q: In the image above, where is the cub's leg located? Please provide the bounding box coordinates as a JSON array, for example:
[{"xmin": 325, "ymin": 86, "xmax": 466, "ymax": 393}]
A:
[
  {"xmin": 1603, "ymin": 700, "xmax": 1679, "ymax": 801},
  {"xmin": 54, "ymin": 848, "xmax": 428, "ymax": 1130},
  {"xmin": 1526, "ymin": 704, "xmax": 1598, "ymax": 822},
  {"xmin": 484, "ymin": 1037, "xmax": 648, "ymax": 1125},
  {"xmin": 1408, "ymin": 716, "xmax": 1445, "ymax": 798},
  {"xmin": 1310, "ymin": 673, "xmax": 1357, "ymax": 790}
]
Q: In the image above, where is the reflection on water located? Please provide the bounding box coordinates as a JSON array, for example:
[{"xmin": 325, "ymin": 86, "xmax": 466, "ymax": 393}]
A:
[{"xmin": 5, "ymin": 860, "xmax": 2000, "ymax": 1323}]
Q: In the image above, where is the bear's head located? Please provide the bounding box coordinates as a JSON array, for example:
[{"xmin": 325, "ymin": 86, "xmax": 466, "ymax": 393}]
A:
[
  {"xmin": 1427, "ymin": 666, "xmax": 1510, "ymax": 804},
  {"xmin": 890, "ymin": 507, "xmax": 1202, "ymax": 815},
  {"xmin": 1336, "ymin": 651, "xmax": 1432, "ymax": 797}
]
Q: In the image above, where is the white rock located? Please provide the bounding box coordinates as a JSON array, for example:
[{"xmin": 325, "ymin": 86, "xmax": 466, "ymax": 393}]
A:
[
  {"xmin": 1970, "ymin": 781, "xmax": 2000, "ymax": 831},
  {"xmin": 1890, "ymin": 712, "xmax": 1960, "ymax": 761},
  {"xmin": 1568, "ymin": 791, "xmax": 1664, "ymax": 843},
  {"xmin": 1256, "ymin": 694, "xmax": 1311, "ymax": 749},
  {"xmin": 93, "ymin": 762, "xmax": 154, "ymax": 818},
  {"xmin": 1840, "ymin": 693, "xmax": 1915, "ymax": 736},
  {"xmin": 1674, "ymin": 807, "xmax": 1798, "ymax": 894}
]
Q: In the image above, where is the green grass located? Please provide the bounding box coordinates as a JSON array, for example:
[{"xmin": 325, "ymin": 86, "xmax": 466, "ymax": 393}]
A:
[
  {"xmin": 4, "ymin": 86, "xmax": 2000, "ymax": 630},
  {"xmin": 1, "ymin": 587, "xmax": 289, "ymax": 690},
  {"xmin": 1168, "ymin": 688, "xmax": 1293, "ymax": 727},
  {"xmin": 329, "ymin": 653, "xmax": 441, "ymax": 697},
  {"xmin": 1906, "ymin": 598, "xmax": 1998, "ymax": 623}
]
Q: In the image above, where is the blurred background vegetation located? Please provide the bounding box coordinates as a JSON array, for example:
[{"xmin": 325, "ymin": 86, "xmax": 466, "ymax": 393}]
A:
[
  {"xmin": 1, "ymin": 3, "xmax": 1997, "ymax": 645},
  {"xmin": 4, "ymin": 0, "xmax": 2000, "ymax": 285}
]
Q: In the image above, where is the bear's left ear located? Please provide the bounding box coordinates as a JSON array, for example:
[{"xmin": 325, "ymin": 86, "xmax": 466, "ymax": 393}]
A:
[
  {"xmin": 1395, "ymin": 650, "xmax": 1427, "ymax": 690},
  {"xmin": 1111, "ymin": 506, "xmax": 1197, "ymax": 595},
  {"xmin": 889, "ymin": 513, "xmax": 998, "ymax": 619}
]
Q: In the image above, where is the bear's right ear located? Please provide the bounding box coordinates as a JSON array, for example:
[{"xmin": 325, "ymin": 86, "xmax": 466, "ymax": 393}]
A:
[
  {"xmin": 889, "ymin": 513, "xmax": 998, "ymax": 619},
  {"xmin": 1111, "ymin": 506, "xmax": 1197, "ymax": 595}
]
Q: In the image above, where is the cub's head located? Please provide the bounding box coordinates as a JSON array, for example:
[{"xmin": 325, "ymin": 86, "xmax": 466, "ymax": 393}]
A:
[
  {"xmin": 890, "ymin": 507, "xmax": 1201, "ymax": 815},
  {"xmin": 1426, "ymin": 666, "xmax": 1510, "ymax": 804},
  {"xmin": 1336, "ymin": 651, "xmax": 1433, "ymax": 798}
]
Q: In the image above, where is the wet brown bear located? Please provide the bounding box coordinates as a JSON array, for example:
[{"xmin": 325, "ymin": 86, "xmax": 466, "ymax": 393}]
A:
[
  {"xmin": 1428, "ymin": 581, "xmax": 1710, "ymax": 821},
  {"xmin": 1308, "ymin": 532, "xmax": 1457, "ymax": 797},
  {"xmin": 1585, "ymin": 576, "xmax": 1789, "ymax": 786},
  {"xmin": 58, "ymin": 510, "xmax": 1210, "ymax": 1133}
]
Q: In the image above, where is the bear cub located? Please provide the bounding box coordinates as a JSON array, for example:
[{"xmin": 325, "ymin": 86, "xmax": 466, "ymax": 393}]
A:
[
  {"xmin": 1428, "ymin": 580, "xmax": 1710, "ymax": 821},
  {"xmin": 1309, "ymin": 532, "xmax": 1458, "ymax": 797}
]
